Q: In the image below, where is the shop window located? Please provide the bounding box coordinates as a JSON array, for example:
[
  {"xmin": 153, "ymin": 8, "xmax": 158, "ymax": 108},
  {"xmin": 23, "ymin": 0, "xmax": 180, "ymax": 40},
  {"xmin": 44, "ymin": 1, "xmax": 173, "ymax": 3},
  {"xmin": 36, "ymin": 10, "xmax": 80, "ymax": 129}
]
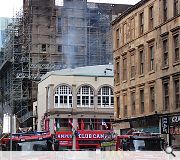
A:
[{"xmin": 174, "ymin": 78, "xmax": 180, "ymax": 109}]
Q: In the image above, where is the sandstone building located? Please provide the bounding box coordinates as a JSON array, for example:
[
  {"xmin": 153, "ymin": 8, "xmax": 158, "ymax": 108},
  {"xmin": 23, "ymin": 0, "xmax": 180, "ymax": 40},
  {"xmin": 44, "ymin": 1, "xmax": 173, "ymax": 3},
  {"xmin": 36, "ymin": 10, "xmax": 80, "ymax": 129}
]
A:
[
  {"xmin": 112, "ymin": 0, "xmax": 179, "ymax": 149},
  {"xmin": 36, "ymin": 64, "xmax": 114, "ymax": 150}
]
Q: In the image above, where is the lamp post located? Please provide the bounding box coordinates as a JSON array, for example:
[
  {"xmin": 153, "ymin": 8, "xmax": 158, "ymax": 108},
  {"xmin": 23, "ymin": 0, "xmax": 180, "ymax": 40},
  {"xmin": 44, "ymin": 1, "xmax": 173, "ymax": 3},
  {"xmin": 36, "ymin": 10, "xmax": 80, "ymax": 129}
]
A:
[
  {"xmin": 72, "ymin": 118, "xmax": 78, "ymax": 150},
  {"xmin": 10, "ymin": 114, "xmax": 13, "ymax": 151}
]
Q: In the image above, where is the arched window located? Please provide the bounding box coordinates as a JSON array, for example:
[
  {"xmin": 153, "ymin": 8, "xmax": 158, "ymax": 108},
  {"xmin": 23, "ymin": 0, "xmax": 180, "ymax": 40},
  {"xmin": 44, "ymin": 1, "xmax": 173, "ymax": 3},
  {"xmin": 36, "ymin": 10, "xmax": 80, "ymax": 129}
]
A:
[
  {"xmin": 77, "ymin": 85, "xmax": 94, "ymax": 107},
  {"xmin": 98, "ymin": 86, "xmax": 114, "ymax": 108},
  {"xmin": 54, "ymin": 85, "xmax": 72, "ymax": 108}
]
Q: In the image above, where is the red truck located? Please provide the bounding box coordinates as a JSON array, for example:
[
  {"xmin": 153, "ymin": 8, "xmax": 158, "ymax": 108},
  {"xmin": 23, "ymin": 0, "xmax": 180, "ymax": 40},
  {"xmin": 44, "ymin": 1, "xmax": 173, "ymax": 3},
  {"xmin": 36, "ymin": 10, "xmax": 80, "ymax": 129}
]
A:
[
  {"xmin": 116, "ymin": 132, "xmax": 165, "ymax": 151},
  {"xmin": 0, "ymin": 131, "xmax": 59, "ymax": 151}
]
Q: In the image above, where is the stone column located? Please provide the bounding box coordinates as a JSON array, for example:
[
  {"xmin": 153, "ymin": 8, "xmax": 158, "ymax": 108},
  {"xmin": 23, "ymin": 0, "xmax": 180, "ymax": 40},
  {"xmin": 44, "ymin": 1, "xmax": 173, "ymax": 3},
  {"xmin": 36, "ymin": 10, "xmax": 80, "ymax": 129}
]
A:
[
  {"xmin": 72, "ymin": 84, "xmax": 77, "ymax": 110},
  {"xmin": 48, "ymin": 84, "xmax": 54, "ymax": 110},
  {"xmin": 48, "ymin": 84, "xmax": 54, "ymax": 134}
]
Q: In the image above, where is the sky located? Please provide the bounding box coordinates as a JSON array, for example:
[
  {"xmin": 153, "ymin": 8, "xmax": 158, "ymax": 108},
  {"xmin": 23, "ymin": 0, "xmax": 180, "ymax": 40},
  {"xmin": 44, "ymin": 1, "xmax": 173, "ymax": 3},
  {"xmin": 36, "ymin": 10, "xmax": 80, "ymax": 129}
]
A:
[{"xmin": 0, "ymin": 0, "xmax": 140, "ymax": 18}]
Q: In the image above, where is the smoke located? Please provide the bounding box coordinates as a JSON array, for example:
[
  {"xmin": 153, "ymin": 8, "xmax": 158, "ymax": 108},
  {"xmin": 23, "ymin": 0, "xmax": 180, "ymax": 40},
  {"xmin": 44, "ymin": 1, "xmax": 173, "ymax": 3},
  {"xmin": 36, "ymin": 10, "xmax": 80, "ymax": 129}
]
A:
[{"xmin": 59, "ymin": 0, "xmax": 87, "ymax": 69}]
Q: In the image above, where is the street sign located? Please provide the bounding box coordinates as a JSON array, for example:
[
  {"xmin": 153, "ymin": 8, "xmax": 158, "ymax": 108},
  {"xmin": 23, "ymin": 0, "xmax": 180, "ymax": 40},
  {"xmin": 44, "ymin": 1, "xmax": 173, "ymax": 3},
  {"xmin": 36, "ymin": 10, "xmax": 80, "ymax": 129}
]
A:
[{"xmin": 161, "ymin": 117, "xmax": 169, "ymax": 134}]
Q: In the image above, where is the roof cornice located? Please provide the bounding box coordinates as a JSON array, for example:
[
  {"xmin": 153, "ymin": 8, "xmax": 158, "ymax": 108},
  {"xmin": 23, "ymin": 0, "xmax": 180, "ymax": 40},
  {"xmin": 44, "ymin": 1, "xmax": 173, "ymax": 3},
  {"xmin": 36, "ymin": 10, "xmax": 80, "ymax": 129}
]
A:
[{"xmin": 111, "ymin": 0, "xmax": 150, "ymax": 26}]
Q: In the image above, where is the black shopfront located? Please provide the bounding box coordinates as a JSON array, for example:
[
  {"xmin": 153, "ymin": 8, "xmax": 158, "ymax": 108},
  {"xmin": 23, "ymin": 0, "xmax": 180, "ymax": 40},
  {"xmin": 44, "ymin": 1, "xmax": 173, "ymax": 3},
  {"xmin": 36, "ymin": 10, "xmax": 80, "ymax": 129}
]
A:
[{"xmin": 161, "ymin": 114, "xmax": 180, "ymax": 150}]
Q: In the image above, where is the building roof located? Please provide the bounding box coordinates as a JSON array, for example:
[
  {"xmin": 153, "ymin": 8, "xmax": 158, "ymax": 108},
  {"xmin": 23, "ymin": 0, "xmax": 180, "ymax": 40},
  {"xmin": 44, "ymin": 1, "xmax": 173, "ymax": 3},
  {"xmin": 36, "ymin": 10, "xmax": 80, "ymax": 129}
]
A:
[
  {"xmin": 41, "ymin": 64, "xmax": 114, "ymax": 81},
  {"xmin": 111, "ymin": 0, "xmax": 150, "ymax": 26},
  {"xmin": 94, "ymin": 3, "xmax": 132, "ymax": 15}
]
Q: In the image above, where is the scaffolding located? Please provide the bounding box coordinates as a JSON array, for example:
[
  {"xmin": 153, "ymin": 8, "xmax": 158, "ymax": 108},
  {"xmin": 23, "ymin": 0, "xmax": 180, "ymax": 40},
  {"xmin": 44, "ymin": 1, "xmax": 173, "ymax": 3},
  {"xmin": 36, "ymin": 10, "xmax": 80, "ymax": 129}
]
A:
[
  {"xmin": 0, "ymin": 0, "xmax": 131, "ymax": 127},
  {"xmin": 0, "ymin": 0, "xmax": 57, "ymax": 127}
]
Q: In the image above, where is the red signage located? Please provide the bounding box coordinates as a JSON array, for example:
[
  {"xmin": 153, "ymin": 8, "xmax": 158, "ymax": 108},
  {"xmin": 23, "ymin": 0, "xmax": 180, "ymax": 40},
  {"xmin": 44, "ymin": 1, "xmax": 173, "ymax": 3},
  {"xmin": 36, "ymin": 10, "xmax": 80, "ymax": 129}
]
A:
[
  {"xmin": 56, "ymin": 130, "xmax": 112, "ymax": 140},
  {"xmin": 170, "ymin": 126, "xmax": 180, "ymax": 135}
]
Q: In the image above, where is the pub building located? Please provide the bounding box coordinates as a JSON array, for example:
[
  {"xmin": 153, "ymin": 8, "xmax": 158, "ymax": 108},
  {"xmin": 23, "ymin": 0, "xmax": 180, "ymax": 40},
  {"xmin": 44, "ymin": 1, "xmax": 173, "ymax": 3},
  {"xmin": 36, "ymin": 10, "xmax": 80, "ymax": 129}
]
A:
[
  {"xmin": 36, "ymin": 65, "xmax": 114, "ymax": 150},
  {"xmin": 55, "ymin": 127, "xmax": 112, "ymax": 150}
]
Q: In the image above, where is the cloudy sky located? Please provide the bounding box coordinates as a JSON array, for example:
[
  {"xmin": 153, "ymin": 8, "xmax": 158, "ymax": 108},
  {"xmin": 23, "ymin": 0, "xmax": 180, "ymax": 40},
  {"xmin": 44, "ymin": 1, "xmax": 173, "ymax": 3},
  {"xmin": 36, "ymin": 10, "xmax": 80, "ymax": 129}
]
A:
[{"xmin": 0, "ymin": 0, "xmax": 140, "ymax": 17}]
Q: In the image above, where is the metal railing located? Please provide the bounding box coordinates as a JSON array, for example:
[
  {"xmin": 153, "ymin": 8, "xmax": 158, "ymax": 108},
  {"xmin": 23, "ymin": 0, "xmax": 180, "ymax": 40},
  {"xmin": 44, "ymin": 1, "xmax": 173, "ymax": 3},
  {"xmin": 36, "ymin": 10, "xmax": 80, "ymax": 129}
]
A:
[{"xmin": 17, "ymin": 111, "xmax": 37, "ymax": 123}]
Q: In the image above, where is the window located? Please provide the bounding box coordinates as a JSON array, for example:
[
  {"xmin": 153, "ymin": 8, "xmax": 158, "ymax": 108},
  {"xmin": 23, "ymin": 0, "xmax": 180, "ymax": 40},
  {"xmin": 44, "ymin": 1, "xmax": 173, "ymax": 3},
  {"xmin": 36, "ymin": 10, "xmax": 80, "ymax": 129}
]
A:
[
  {"xmin": 162, "ymin": 39, "xmax": 168, "ymax": 66},
  {"xmin": 123, "ymin": 94, "xmax": 127, "ymax": 117},
  {"xmin": 54, "ymin": 85, "xmax": 72, "ymax": 108},
  {"xmin": 139, "ymin": 12, "xmax": 144, "ymax": 35},
  {"xmin": 123, "ymin": 23, "xmax": 127, "ymax": 44},
  {"xmin": 131, "ymin": 92, "xmax": 136, "ymax": 115},
  {"xmin": 174, "ymin": 79, "xmax": 180, "ymax": 109},
  {"xmin": 173, "ymin": 34, "xmax": 179, "ymax": 62},
  {"xmin": 163, "ymin": 0, "xmax": 168, "ymax": 22},
  {"xmin": 123, "ymin": 57, "xmax": 127, "ymax": 80},
  {"xmin": 130, "ymin": 17, "xmax": 135, "ymax": 40},
  {"xmin": 42, "ymin": 44, "xmax": 46, "ymax": 52},
  {"xmin": 150, "ymin": 87, "xmax": 155, "ymax": 112},
  {"xmin": 116, "ymin": 28, "xmax": 119, "ymax": 48},
  {"xmin": 57, "ymin": 17, "xmax": 62, "ymax": 33},
  {"xmin": 149, "ymin": 45, "xmax": 155, "ymax": 71},
  {"xmin": 74, "ymin": 46, "xmax": 78, "ymax": 52},
  {"xmin": 58, "ymin": 45, "xmax": 62, "ymax": 52},
  {"xmin": 139, "ymin": 49, "xmax": 144, "ymax": 75},
  {"xmin": 130, "ymin": 53, "xmax": 135, "ymax": 78},
  {"xmin": 149, "ymin": 6, "xmax": 154, "ymax": 30},
  {"xmin": 116, "ymin": 96, "xmax": 120, "ymax": 118},
  {"xmin": 116, "ymin": 61, "xmax": 120, "ymax": 83},
  {"xmin": 174, "ymin": 0, "xmax": 179, "ymax": 16},
  {"xmin": 77, "ymin": 85, "xmax": 94, "ymax": 107},
  {"xmin": 55, "ymin": 118, "xmax": 68, "ymax": 129},
  {"xmin": 97, "ymin": 86, "xmax": 114, "ymax": 108},
  {"xmin": 163, "ymin": 82, "xmax": 169, "ymax": 111},
  {"xmin": 140, "ymin": 89, "xmax": 144, "ymax": 114}
]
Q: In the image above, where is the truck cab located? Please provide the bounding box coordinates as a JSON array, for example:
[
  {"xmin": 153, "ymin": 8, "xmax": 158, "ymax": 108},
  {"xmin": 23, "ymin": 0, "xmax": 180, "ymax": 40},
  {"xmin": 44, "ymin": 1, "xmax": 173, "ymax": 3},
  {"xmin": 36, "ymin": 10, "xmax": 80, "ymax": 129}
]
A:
[
  {"xmin": 0, "ymin": 131, "xmax": 59, "ymax": 151},
  {"xmin": 116, "ymin": 132, "xmax": 165, "ymax": 151}
]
